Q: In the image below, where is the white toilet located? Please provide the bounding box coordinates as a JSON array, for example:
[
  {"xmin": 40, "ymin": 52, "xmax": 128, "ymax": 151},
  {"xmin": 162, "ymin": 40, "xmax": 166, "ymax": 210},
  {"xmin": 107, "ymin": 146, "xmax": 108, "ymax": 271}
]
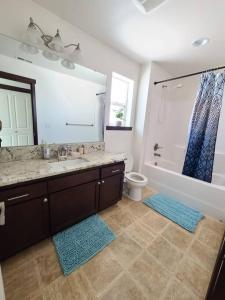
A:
[{"xmin": 124, "ymin": 154, "xmax": 148, "ymax": 201}]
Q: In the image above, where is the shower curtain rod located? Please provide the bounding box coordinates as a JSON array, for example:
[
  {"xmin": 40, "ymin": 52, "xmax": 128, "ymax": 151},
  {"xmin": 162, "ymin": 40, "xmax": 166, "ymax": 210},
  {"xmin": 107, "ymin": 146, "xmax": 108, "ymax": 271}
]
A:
[{"xmin": 154, "ymin": 65, "xmax": 225, "ymax": 85}]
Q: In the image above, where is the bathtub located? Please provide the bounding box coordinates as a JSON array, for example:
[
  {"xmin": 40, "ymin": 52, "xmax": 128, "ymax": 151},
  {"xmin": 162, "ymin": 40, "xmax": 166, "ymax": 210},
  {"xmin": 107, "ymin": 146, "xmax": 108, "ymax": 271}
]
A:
[
  {"xmin": 142, "ymin": 157, "xmax": 225, "ymax": 222},
  {"xmin": 153, "ymin": 158, "xmax": 225, "ymax": 186}
]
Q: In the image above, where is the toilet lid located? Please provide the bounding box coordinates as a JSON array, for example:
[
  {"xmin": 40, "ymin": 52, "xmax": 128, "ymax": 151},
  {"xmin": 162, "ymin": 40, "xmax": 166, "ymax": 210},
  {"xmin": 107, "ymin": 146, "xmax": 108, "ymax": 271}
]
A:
[{"xmin": 126, "ymin": 172, "xmax": 148, "ymax": 183}]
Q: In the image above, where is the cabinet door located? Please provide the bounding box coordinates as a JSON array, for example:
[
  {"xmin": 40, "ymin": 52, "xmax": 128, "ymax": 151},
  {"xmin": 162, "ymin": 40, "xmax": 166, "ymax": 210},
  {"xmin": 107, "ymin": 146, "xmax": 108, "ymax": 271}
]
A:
[
  {"xmin": 50, "ymin": 181, "xmax": 98, "ymax": 234},
  {"xmin": 0, "ymin": 197, "xmax": 49, "ymax": 260},
  {"xmin": 99, "ymin": 173, "xmax": 123, "ymax": 211},
  {"xmin": 206, "ymin": 236, "xmax": 225, "ymax": 300}
]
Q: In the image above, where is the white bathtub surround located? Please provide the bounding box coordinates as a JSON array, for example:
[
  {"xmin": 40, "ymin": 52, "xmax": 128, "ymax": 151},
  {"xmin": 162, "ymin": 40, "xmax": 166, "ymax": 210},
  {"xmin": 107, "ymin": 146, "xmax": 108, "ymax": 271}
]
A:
[{"xmin": 0, "ymin": 266, "xmax": 5, "ymax": 300}]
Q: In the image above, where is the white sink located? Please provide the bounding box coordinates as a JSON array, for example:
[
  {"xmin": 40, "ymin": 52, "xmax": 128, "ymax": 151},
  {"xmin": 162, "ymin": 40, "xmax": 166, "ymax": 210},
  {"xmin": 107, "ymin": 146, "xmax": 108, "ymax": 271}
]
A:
[{"xmin": 48, "ymin": 158, "xmax": 89, "ymax": 169}]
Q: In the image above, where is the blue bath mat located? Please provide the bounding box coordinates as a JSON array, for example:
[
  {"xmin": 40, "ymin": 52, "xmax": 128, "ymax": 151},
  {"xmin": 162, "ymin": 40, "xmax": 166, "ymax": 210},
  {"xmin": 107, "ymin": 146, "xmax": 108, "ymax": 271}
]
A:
[
  {"xmin": 53, "ymin": 214, "xmax": 116, "ymax": 276},
  {"xmin": 144, "ymin": 194, "xmax": 204, "ymax": 233}
]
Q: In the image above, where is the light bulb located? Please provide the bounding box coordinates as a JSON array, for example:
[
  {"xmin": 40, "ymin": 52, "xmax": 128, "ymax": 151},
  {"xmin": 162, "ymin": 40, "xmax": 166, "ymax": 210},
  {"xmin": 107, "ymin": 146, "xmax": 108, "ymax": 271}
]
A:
[
  {"xmin": 22, "ymin": 18, "xmax": 41, "ymax": 45},
  {"xmin": 20, "ymin": 43, "xmax": 39, "ymax": 55},
  {"xmin": 42, "ymin": 50, "xmax": 59, "ymax": 61},
  {"xmin": 61, "ymin": 59, "xmax": 75, "ymax": 70},
  {"xmin": 48, "ymin": 29, "xmax": 64, "ymax": 53}
]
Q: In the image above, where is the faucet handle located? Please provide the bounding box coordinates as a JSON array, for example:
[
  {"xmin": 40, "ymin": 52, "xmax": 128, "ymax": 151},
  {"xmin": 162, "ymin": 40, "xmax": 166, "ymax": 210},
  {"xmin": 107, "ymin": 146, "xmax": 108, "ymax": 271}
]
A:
[
  {"xmin": 58, "ymin": 145, "xmax": 68, "ymax": 158},
  {"xmin": 154, "ymin": 143, "xmax": 163, "ymax": 151},
  {"xmin": 66, "ymin": 145, "xmax": 72, "ymax": 156}
]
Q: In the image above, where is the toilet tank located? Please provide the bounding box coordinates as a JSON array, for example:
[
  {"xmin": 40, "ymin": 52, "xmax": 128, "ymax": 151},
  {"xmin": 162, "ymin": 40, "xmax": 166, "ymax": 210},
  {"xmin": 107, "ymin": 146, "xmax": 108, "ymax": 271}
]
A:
[{"xmin": 125, "ymin": 154, "xmax": 134, "ymax": 173}]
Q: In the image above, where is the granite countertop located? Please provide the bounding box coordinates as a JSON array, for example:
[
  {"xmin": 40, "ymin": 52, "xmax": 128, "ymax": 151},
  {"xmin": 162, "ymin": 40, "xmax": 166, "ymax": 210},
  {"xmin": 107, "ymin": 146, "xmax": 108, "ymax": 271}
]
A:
[{"xmin": 0, "ymin": 152, "xmax": 126, "ymax": 187}]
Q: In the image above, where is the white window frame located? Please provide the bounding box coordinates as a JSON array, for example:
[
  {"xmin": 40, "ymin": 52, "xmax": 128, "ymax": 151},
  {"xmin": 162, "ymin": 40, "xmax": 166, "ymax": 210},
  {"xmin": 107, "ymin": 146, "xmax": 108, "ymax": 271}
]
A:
[{"xmin": 109, "ymin": 72, "xmax": 134, "ymax": 127}]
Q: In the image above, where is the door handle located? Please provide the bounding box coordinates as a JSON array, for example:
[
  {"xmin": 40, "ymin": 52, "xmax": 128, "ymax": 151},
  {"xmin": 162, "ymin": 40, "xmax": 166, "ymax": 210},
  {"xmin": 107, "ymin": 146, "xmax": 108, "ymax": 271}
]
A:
[
  {"xmin": 112, "ymin": 169, "xmax": 120, "ymax": 173},
  {"xmin": 7, "ymin": 194, "xmax": 30, "ymax": 201}
]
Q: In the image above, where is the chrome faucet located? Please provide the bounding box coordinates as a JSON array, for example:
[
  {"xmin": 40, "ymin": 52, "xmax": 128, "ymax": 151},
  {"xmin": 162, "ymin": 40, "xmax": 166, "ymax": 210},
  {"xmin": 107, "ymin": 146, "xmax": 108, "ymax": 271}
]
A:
[
  {"xmin": 58, "ymin": 145, "xmax": 68, "ymax": 159},
  {"xmin": 154, "ymin": 143, "xmax": 163, "ymax": 151}
]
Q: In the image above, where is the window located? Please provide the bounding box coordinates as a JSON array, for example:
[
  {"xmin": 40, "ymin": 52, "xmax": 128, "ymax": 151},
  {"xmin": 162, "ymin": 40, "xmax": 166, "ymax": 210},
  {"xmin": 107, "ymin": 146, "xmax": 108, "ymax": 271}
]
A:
[{"xmin": 109, "ymin": 72, "xmax": 134, "ymax": 127}]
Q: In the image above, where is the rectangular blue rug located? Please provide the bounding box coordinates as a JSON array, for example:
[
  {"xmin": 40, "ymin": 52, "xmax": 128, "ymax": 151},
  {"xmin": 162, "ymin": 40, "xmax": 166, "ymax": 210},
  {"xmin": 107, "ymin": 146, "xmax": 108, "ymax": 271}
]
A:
[
  {"xmin": 53, "ymin": 214, "xmax": 116, "ymax": 275},
  {"xmin": 144, "ymin": 193, "xmax": 204, "ymax": 233}
]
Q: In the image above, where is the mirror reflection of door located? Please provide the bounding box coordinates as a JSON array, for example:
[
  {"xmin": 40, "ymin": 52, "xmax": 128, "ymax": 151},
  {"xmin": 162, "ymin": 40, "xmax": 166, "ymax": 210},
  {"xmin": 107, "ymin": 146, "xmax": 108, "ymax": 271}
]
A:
[
  {"xmin": 0, "ymin": 72, "xmax": 37, "ymax": 147},
  {"xmin": 0, "ymin": 89, "xmax": 34, "ymax": 146}
]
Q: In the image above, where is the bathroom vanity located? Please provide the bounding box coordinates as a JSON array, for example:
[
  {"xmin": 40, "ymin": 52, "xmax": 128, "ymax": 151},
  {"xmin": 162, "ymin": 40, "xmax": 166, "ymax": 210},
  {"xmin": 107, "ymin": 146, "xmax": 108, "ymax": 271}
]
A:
[{"xmin": 0, "ymin": 153, "xmax": 125, "ymax": 260}]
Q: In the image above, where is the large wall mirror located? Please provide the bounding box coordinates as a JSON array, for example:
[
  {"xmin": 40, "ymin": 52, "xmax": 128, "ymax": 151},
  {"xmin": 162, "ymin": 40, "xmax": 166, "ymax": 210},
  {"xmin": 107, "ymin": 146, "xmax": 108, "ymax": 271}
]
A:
[{"xmin": 0, "ymin": 34, "xmax": 107, "ymax": 147}]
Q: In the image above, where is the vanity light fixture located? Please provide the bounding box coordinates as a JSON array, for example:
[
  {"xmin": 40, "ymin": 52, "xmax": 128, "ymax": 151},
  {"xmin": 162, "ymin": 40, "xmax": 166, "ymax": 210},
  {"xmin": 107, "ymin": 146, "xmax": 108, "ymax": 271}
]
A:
[
  {"xmin": 42, "ymin": 50, "xmax": 60, "ymax": 61},
  {"xmin": 21, "ymin": 17, "xmax": 80, "ymax": 69}
]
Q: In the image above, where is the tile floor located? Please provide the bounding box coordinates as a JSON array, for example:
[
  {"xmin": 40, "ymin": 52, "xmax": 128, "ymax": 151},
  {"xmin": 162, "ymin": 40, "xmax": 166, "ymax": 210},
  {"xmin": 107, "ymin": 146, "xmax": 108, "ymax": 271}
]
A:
[{"xmin": 2, "ymin": 187, "xmax": 225, "ymax": 300}]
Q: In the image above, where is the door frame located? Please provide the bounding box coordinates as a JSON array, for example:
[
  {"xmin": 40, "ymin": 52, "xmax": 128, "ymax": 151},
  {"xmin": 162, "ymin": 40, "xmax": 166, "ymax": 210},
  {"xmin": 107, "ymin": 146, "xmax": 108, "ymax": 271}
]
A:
[{"xmin": 0, "ymin": 70, "xmax": 38, "ymax": 145}]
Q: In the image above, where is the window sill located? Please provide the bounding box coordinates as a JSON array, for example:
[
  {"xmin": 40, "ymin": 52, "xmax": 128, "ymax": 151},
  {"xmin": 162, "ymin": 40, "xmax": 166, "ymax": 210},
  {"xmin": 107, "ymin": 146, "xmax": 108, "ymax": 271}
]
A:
[{"xmin": 106, "ymin": 126, "xmax": 133, "ymax": 131}]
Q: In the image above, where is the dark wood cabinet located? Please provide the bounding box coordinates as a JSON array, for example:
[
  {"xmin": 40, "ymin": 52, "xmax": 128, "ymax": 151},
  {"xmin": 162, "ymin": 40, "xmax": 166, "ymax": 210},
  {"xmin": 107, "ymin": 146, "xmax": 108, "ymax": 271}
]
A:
[
  {"xmin": 0, "ymin": 161, "xmax": 124, "ymax": 260},
  {"xmin": 0, "ymin": 197, "xmax": 49, "ymax": 260},
  {"xmin": 99, "ymin": 173, "xmax": 123, "ymax": 211},
  {"xmin": 206, "ymin": 233, "xmax": 225, "ymax": 300},
  {"xmin": 48, "ymin": 169, "xmax": 99, "ymax": 193},
  {"xmin": 50, "ymin": 181, "xmax": 98, "ymax": 234}
]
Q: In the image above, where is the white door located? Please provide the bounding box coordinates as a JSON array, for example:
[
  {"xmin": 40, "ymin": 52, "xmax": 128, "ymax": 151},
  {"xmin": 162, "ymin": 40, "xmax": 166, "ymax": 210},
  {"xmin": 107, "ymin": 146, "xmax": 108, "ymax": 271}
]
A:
[{"xmin": 0, "ymin": 89, "xmax": 34, "ymax": 146}]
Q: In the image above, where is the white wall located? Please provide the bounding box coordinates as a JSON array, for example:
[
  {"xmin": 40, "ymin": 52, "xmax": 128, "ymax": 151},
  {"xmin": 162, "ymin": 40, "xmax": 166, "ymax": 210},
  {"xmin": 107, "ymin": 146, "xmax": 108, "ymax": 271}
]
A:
[
  {"xmin": 133, "ymin": 63, "xmax": 151, "ymax": 171},
  {"xmin": 0, "ymin": 0, "xmax": 140, "ymax": 153},
  {"xmin": 140, "ymin": 62, "xmax": 172, "ymax": 170}
]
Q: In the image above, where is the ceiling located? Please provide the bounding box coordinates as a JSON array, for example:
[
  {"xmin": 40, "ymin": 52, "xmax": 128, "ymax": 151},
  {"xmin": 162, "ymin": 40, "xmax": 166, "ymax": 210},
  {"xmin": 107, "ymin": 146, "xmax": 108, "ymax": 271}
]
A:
[{"xmin": 34, "ymin": 0, "xmax": 225, "ymax": 75}]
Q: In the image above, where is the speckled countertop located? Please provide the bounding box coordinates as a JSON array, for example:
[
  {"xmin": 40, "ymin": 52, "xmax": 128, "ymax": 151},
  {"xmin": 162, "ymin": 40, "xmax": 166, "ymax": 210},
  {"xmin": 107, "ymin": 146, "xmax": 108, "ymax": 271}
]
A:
[{"xmin": 0, "ymin": 152, "xmax": 126, "ymax": 187}]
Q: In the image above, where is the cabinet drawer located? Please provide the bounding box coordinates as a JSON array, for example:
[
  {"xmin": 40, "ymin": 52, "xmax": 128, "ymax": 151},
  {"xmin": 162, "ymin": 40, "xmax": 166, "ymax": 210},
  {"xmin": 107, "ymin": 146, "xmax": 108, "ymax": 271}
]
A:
[
  {"xmin": 48, "ymin": 169, "xmax": 99, "ymax": 193},
  {"xmin": 101, "ymin": 162, "xmax": 125, "ymax": 178},
  {"xmin": 0, "ymin": 182, "xmax": 47, "ymax": 206}
]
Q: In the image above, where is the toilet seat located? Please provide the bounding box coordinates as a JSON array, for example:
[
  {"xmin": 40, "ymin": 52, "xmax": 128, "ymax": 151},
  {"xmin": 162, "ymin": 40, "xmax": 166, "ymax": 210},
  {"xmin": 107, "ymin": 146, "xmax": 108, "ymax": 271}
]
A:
[{"xmin": 125, "ymin": 172, "xmax": 148, "ymax": 183}]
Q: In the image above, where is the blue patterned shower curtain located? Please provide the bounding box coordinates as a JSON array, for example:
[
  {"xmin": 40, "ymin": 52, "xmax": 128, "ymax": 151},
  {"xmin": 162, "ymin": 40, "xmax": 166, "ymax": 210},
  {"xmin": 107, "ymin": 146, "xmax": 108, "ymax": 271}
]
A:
[{"xmin": 182, "ymin": 71, "xmax": 225, "ymax": 183}]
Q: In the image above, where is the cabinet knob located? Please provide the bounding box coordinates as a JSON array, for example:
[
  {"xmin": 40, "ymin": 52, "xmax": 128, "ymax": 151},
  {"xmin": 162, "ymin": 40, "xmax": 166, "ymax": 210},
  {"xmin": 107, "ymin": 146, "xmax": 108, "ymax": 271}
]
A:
[
  {"xmin": 43, "ymin": 198, "xmax": 48, "ymax": 203},
  {"xmin": 102, "ymin": 180, "xmax": 105, "ymax": 184},
  {"xmin": 97, "ymin": 181, "xmax": 101, "ymax": 185}
]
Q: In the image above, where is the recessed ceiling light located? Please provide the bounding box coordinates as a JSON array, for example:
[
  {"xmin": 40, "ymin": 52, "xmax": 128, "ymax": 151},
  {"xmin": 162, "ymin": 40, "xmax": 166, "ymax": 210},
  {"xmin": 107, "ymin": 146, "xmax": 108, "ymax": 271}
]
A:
[
  {"xmin": 132, "ymin": 0, "xmax": 167, "ymax": 14},
  {"xmin": 192, "ymin": 37, "xmax": 210, "ymax": 47}
]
